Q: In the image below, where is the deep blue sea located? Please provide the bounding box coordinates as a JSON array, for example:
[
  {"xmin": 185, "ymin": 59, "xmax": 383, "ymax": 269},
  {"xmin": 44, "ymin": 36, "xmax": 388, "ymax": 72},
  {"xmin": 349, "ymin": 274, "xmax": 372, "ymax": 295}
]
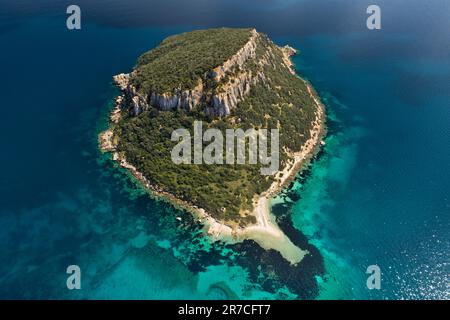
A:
[{"xmin": 0, "ymin": 0, "xmax": 448, "ymax": 299}]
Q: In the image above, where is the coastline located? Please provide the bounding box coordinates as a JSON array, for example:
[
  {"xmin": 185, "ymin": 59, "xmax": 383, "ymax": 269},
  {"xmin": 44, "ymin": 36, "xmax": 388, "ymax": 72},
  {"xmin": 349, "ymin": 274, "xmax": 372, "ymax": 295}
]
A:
[{"xmin": 99, "ymin": 47, "xmax": 326, "ymax": 265}]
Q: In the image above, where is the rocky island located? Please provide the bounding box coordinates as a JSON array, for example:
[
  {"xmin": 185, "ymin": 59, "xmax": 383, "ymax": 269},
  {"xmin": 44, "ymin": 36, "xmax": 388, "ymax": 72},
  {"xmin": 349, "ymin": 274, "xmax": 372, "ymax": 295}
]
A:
[{"xmin": 100, "ymin": 28, "xmax": 325, "ymax": 265}]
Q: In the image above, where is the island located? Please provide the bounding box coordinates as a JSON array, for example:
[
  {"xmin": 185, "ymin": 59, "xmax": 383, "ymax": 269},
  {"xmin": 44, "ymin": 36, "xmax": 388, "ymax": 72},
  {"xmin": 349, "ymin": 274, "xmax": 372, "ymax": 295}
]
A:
[{"xmin": 99, "ymin": 28, "xmax": 325, "ymax": 265}]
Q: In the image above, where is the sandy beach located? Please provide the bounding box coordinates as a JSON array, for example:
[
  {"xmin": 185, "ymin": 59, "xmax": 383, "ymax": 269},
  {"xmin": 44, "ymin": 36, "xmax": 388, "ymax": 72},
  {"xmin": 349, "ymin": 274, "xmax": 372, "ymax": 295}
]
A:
[{"xmin": 99, "ymin": 50, "xmax": 326, "ymax": 266}]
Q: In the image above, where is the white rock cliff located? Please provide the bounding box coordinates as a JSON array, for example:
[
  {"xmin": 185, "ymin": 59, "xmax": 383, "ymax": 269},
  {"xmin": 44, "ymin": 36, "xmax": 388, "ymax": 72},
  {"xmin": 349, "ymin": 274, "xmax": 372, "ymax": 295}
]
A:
[{"xmin": 114, "ymin": 29, "xmax": 285, "ymax": 117}]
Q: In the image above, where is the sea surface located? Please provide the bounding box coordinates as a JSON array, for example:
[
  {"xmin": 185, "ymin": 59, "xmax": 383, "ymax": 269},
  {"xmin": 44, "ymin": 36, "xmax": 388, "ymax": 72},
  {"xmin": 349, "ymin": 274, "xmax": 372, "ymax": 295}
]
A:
[{"xmin": 0, "ymin": 0, "xmax": 449, "ymax": 299}]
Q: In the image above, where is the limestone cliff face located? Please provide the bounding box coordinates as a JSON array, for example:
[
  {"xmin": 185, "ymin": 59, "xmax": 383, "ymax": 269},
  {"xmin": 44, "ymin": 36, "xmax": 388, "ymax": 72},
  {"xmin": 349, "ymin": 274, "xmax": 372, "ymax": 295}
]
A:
[
  {"xmin": 114, "ymin": 29, "xmax": 283, "ymax": 117},
  {"xmin": 209, "ymin": 70, "xmax": 267, "ymax": 116},
  {"xmin": 114, "ymin": 72, "xmax": 205, "ymax": 116},
  {"xmin": 209, "ymin": 29, "xmax": 258, "ymax": 81},
  {"xmin": 149, "ymin": 81, "xmax": 203, "ymax": 112}
]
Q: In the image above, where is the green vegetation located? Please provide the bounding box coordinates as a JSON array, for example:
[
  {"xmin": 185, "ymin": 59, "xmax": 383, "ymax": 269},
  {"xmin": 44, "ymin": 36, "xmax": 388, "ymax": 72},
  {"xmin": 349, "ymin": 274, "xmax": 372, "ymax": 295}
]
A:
[
  {"xmin": 114, "ymin": 29, "xmax": 319, "ymax": 224},
  {"xmin": 131, "ymin": 28, "xmax": 252, "ymax": 93},
  {"xmin": 115, "ymin": 109, "xmax": 270, "ymax": 224}
]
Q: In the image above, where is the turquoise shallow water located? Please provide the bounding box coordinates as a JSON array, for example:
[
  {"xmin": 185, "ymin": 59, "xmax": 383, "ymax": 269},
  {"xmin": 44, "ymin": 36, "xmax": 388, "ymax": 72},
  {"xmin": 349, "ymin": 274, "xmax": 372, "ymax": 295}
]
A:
[{"xmin": 0, "ymin": 1, "xmax": 449, "ymax": 299}]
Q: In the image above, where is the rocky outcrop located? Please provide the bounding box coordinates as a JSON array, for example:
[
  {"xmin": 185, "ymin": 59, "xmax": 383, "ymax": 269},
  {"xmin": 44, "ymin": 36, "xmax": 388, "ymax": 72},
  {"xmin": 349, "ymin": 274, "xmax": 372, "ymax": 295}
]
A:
[
  {"xmin": 280, "ymin": 45, "xmax": 297, "ymax": 75},
  {"xmin": 113, "ymin": 73, "xmax": 149, "ymax": 116},
  {"xmin": 282, "ymin": 45, "xmax": 297, "ymax": 57},
  {"xmin": 113, "ymin": 73, "xmax": 130, "ymax": 91},
  {"xmin": 114, "ymin": 29, "xmax": 276, "ymax": 117}
]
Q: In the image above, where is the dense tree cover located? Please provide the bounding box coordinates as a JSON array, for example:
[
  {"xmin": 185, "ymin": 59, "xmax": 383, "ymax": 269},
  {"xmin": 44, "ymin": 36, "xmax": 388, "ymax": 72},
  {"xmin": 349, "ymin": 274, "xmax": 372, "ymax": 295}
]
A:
[
  {"xmin": 115, "ymin": 29, "xmax": 319, "ymax": 224},
  {"xmin": 131, "ymin": 28, "xmax": 252, "ymax": 93},
  {"xmin": 234, "ymin": 34, "xmax": 318, "ymax": 159},
  {"xmin": 115, "ymin": 108, "xmax": 270, "ymax": 223}
]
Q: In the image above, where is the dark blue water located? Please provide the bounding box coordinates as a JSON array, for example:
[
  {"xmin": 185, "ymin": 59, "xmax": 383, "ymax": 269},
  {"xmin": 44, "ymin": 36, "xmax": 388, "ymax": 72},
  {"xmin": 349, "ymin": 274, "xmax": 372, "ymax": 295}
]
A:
[{"xmin": 0, "ymin": 0, "xmax": 448, "ymax": 299}]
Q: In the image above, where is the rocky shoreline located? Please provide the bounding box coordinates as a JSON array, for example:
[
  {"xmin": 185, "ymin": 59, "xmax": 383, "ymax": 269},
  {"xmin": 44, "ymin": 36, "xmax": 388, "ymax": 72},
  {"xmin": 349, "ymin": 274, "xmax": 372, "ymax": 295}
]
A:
[{"xmin": 99, "ymin": 42, "xmax": 326, "ymax": 265}]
